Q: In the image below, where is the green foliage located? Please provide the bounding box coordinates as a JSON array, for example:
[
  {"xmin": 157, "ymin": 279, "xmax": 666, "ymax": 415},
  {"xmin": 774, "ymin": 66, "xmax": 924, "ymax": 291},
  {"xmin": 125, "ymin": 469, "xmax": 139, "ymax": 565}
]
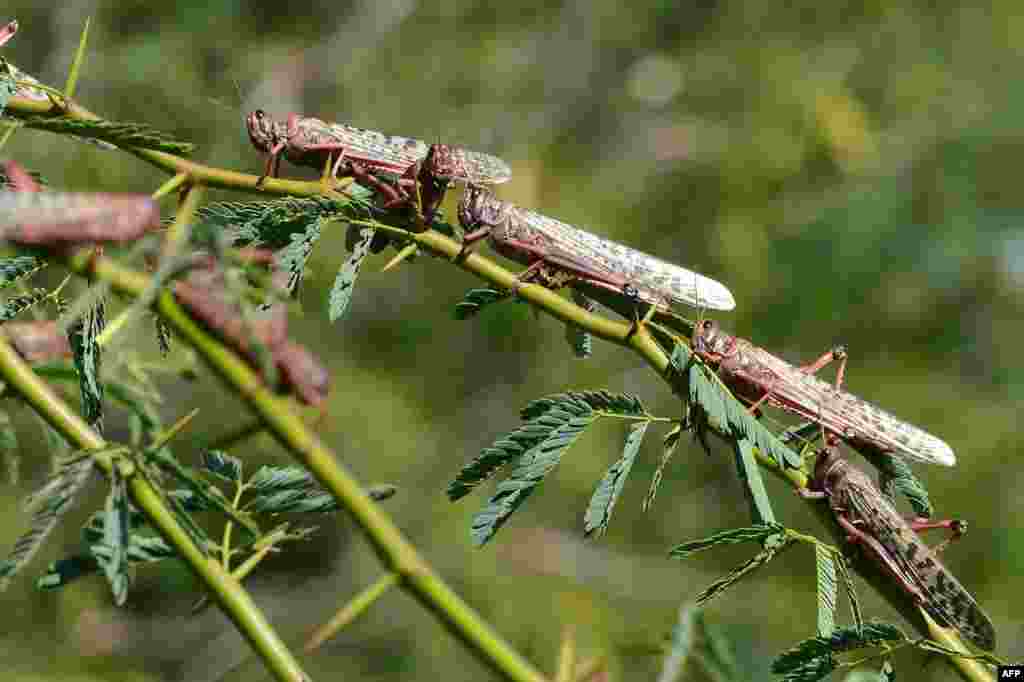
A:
[
  {"xmin": 0, "ymin": 256, "xmax": 45, "ymax": 288},
  {"xmin": 0, "ymin": 62, "xmax": 15, "ymax": 115},
  {"xmin": 694, "ymin": 533, "xmax": 794, "ymax": 606},
  {"xmin": 643, "ymin": 421, "xmax": 682, "ymax": 512},
  {"xmin": 200, "ymin": 449, "xmax": 242, "ymax": 484},
  {"xmin": 657, "ymin": 602, "xmax": 698, "ymax": 682},
  {"xmin": 772, "ymin": 622, "xmax": 905, "ymax": 681},
  {"xmin": 154, "ymin": 314, "xmax": 171, "ymax": 356},
  {"xmin": 731, "ymin": 437, "xmax": 775, "ymax": 524},
  {"xmin": 68, "ymin": 299, "xmax": 105, "ymax": 433},
  {"xmin": 816, "ymin": 544, "xmax": 837, "ymax": 637},
  {"xmin": 96, "ymin": 465, "xmax": 130, "ymax": 605},
  {"xmin": 453, "ymin": 287, "xmax": 510, "ymax": 319},
  {"xmin": 665, "ymin": 338, "xmax": 803, "ymax": 471},
  {"xmin": 272, "ymin": 217, "xmax": 323, "ymax": 298},
  {"xmin": 0, "ymin": 288, "xmax": 49, "ymax": 321},
  {"xmin": 449, "ymin": 391, "xmax": 651, "ymax": 545},
  {"xmin": 657, "ymin": 604, "xmax": 744, "ymax": 682},
  {"xmin": 669, "ymin": 523, "xmax": 786, "ymax": 559},
  {"xmin": 191, "ymin": 196, "xmax": 363, "ymax": 256},
  {"xmin": 584, "ymin": 420, "xmax": 648, "ymax": 537},
  {"xmin": 860, "ymin": 450, "xmax": 933, "ymax": 518},
  {"xmin": 564, "ymin": 290, "xmax": 596, "ymax": 358},
  {"xmin": 0, "ymin": 454, "xmax": 95, "ymax": 589},
  {"xmin": 329, "ymin": 225, "xmax": 375, "ymax": 321},
  {"xmin": 470, "ymin": 406, "xmax": 595, "ymax": 546},
  {"xmin": 15, "ymin": 114, "xmax": 194, "ymax": 155}
]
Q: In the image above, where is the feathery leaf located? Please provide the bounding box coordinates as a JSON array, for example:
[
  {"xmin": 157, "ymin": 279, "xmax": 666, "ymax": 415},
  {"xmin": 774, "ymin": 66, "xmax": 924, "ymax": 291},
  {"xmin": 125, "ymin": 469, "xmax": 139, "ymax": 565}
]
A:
[
  {"xmin": 68, "ymin": 299, "xmax": 105, "ymax": 433},
  {"xmin": 694, "ymin": 534, "xmax": 794, "ymax": 606},
  {"xmin": 732, "ymin": 437, "xmax": 775, "ymax": 524},
  {"xmin": 0, "ymin": 256, "xmax": 45, "ymax": 288},
  {"xmin": 96, "ymin": 464, "xmax": 130, "ymax": 605},
  {"xmin": 644, "ymin": 422, "xmax": 682, "ymax": 512},
  {"xmin": 772, "ymin": 622, "xmax": 905, "ymax": 676},
  {"xmin": 16, "ymin": 114, "xmax": 194, "ymax": 155},
  {"xmin": 328, "ymin": 224, "xmax": 374, "ymax": 321},
  {"xmin": 0, "ymin": 455, "xmax": 94, "ymax": 589},
  {"xmin": 564, "ymin": 289, "xmax": 596, "ymax": 358},
  {"xmin": 669, "ymin": 524, "xmax": 786, "ymax": 559},
  {"xmin": 815, "ymin": 544, "xmax": 837, "ymax": 637},
  {"xmin": 0, "ymin": 288, "xmax": 49, "ymax": 321},
  {"xmin": 470, "ymin": 410, "xmax": 595, "ymax": 546},
  {"xmin": 200, "ymin": 450, "xmax": 242, "ymax": 484},
  {"xmin": 860, "ymin": 450, "xmax": 933, "ymax": 518},
  {"xmin": 453, "ymin": 287, "xmax": 509, "ymax": 320},
  {"xmin": 657, "ymin": 602, "xmax": 699, "ymax": 682},
  {"xmin": 584, "ymin": 420, "xmax": 648, "ymax": 537}
]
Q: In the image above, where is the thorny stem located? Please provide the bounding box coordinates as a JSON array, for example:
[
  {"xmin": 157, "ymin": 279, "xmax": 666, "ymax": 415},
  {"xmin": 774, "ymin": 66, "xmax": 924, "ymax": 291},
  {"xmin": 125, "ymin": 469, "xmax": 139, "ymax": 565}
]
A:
[
  {"xmin": 304, "ymin": 572, "xmax": 400, "ymax": 653},
  {"xmin": 0, "ymin": 337, "xmax": 310, "ymax": 682},
  {"xmin": 61, "ymin": 248, "xmax": 548, "ymax": 682},
  {"xmin": 2, "ymin": 92, "xmax": 992, "ymax": 681}
]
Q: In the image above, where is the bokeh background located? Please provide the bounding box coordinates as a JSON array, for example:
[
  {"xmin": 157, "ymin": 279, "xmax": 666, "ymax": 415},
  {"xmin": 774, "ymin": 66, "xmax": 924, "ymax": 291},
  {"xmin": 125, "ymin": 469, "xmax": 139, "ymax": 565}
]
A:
[{"xmin": 1, "ymin": 1, "xmax": 1021, "ymax": 680}]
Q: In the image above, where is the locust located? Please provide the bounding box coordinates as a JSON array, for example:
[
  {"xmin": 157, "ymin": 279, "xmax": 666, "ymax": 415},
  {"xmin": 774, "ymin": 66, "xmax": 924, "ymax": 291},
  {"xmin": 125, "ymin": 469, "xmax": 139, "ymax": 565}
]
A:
[
  {"xmin": 0, "ymin": 161, "xmax": 160, "ymax": 246},
  {"xmin": 455, "ymin": 183, "xmax": 737, "ymax": 313},
  {"xmin": 174, "ymin": 262, "xmax": 329, "ymax": 410},
  {"xmin": 1, "ymin": 320, "xmax": 72, "ymax": 363},
  {"xmin": 802, "ymin": 440, "xmax": 995, "ymax": 650},
  {"xmin": 691, "ymin": 319, "xmax": 955, "ymax": 466},
  {"xmin": 245, "ymin": 111, "xmax": 511, "ymax": 212}
]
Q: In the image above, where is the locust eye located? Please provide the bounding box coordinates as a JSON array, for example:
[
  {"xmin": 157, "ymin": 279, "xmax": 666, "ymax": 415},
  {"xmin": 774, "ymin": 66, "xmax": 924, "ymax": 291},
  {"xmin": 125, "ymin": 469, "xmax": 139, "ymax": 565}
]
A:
[{"xmin": 254, "ymin": 110, "xmax": 266, "ymax": 121}]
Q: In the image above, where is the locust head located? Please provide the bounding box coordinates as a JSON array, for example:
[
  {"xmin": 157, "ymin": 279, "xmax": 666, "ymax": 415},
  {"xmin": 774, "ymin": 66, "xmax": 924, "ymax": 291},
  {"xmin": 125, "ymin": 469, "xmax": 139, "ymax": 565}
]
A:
[
  {"xmin": 423, "ymin": 144, "xmax": 459, "ymax": 182},
  {"xmin": 245, "ymin": 110, "xmax": 283, "ymax": 153},
  {"xmin": 806, "ymin": 437, "xmax": 847, "ymax": 495},
  {"xmin": 691, "ymin": 319, "xmax": 733, "ymax": 362}
]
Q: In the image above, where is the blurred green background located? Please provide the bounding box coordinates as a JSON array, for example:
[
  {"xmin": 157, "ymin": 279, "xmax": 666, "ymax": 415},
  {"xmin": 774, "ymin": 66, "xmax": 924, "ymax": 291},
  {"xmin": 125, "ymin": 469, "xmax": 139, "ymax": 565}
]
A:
[{"xmin": 1, "ymin": 1, "xmax": 1021, "ymax": 680}]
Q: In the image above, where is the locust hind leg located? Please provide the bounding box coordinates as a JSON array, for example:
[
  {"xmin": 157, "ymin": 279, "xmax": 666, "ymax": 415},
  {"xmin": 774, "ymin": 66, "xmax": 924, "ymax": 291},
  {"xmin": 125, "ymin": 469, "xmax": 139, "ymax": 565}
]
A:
[
  {"xmin": 908, "ymin": 517, "xmax": 967, "ymax": 555},
  {"xmin": 349, "ymin": 161, "xmax": 411, "ymax": 209},
  {"xmin": 745, "ymin": 345, "xmax": 848, "ymax": 424}
]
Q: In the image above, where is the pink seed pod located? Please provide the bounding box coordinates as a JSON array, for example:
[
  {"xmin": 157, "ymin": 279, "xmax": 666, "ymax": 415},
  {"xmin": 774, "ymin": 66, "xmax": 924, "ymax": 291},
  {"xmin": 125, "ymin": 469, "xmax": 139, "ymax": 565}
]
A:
[{"xmin": 1, "ymin": 320, "xmax": 72, "ymax": 363}]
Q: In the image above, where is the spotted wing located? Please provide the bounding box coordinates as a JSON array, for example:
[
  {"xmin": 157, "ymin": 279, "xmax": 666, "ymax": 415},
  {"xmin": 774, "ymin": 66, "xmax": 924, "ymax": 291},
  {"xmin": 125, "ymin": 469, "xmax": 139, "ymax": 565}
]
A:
[
  {"xmin": 839, "ymin": 473, "xmax": 995, "ymax": 650},
  {"xmin": 513, "ymin": 207, "xmax": 736, "ymax": 311},
  {"xmin": 736, "ymin": 343, "xmax": 955, "ymax": 466}
]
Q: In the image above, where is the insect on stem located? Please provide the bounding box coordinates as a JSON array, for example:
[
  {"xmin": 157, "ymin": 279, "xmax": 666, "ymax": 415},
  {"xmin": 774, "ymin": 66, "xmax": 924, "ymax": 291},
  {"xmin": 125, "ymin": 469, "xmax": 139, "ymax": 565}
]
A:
[
  {"xmin": 805, "ymin": 443, "xmax": 995, "ymax": 651},
  {"xmin": 691, "ymin": 319, "xmax": 955, "ymax": 467},
  {"xmin": 451, "ymin": 184, "xmax": 737, "ymax": 319}
]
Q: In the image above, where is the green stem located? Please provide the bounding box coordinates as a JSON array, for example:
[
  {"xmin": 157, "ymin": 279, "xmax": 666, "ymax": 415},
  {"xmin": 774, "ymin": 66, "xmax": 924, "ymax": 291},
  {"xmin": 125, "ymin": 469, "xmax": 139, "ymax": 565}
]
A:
[
  {"xmin": 304, "ymin": 572, "xmax": 399, "ymax": 652},
  {"xmin": 64, "ymin": 249, "xmax": 549, "ymax": 682},
  {"xmin": 0, "ymin": 336, "xmax": 309, "ymax": 682}
]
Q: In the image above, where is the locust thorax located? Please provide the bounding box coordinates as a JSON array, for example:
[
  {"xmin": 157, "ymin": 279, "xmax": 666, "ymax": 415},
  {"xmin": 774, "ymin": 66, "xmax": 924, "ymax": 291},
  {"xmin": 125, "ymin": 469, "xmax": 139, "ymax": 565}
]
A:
[
  {"xmin": 458, "ymin": 184, "xmax": 506, "ymax": 231},
  {"xmin": 245, "ymin": 110, "xmax": 279, "ymax": 153},
  {"xmin": 424, "ymin": 144, "xmax": 459, "ymax": 181}
]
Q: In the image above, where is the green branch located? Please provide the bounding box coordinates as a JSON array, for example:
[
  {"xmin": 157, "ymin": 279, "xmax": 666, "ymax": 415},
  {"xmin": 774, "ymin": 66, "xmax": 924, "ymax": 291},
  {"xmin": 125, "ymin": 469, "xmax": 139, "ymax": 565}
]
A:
[
  {"xmin": 2, "ymin": 75, "xmax": 987, "ymax": 681},
  {"xmin": 0, "ymin": 337, "xmax": 309, "ymax": 682}
]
